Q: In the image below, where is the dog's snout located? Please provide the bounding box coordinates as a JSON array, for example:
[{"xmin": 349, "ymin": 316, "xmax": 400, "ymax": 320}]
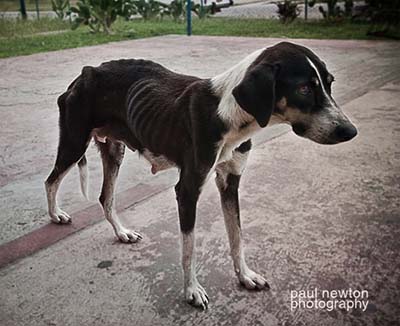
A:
[{"xmin": 333, "ymin": 123, "xmax": 358, "ymax": 142}]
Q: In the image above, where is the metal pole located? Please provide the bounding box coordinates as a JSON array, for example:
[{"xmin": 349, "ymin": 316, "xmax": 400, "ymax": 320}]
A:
[
  {"xmin": 19, "ymin": 0, "xmax": 27, "ymax": 20},
  {"xmin": 305, "ymin": 0, "xmax": 308, "ymax": 21},
  {"xmin": 200, "ymin": 0, "xmax": 204, "ymax": 18},
  {"xmin": 186, "ymin": 0, "xmax": 192, "ymax": 36},
  {"xmin": 35, "ymin": 0, "xmax": 40, "ymax": 19},
  {"xmin": 68, "ymin": 0, "xmax": 72, "ymax": 23}
]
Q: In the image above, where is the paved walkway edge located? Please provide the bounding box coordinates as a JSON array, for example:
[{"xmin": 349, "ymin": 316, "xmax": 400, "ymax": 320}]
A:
[{"xmin": 0, "ymin": 182, "xmax": 171, "ymax": 269}]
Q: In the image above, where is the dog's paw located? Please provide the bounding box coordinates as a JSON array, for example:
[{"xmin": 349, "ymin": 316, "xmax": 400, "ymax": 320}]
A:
[
  {"xmin": 50, "ymin": 208, "xmax": 71, "ymax": 224},
  {"xmin": 116, "ymin": 228, "xmax": 143, "ymax": 243},
  {"xmin": 185, "ymin": 282, "xmax": 209, "ymax": 310},
  {"xmin": 239, "ymin": 270, "xmax": 270, "ymax": 290}
]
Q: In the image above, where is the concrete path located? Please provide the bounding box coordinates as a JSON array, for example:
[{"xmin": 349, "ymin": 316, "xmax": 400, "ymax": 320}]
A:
[
  {"xmin": 0, "ymin": 36, "xmax": 398, "ymax": 246},
  {"xmin": 0, "ymin": 35, "xmax": 294, "ymax": 246},
  {"xmin": 0, "ymin": 36, "xmax": 400, "ymax": 325}
]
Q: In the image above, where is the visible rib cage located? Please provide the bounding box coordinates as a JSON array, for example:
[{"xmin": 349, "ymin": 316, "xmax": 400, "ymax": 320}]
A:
[{"xmin": 125, "ymin": 68, "xmax": 200, "ymax": 165}]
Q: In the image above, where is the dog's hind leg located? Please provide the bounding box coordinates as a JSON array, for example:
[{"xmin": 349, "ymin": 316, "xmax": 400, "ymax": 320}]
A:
[
  {"xmin": 77, "ymin": 155, "xmax": 89, "ymax": 200},
  {"xmin": 45, "ymin": 132, "xmax": 90, "ymax": 224},
  {"xmin": 98, "ymin": 140, "xmax": 142, "ymax": 243},
  {"xmin": 215, "ymin": 140, "xmax": 270, "ymax": 290},
  {"xmin": 45, "ymin": 90, "xmax": 91, "ymax": 224}
]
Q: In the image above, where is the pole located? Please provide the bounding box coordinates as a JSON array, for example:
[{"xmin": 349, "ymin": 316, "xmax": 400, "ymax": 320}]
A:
[
  {"xmin": 68, "ymin": 0, "xmax": 72, "ymax": 24},
  {"xmin": 19, "ymin": 0, "xmax": 27, "ymax": 20},
  {"xmin": 186, "ymin": 0, "xmax": 192, "ymax": 36},
  {"xmin": 304, "ymin": 0, "xmax": 308, "ymax": 21},
  {"xmin": 200, "ymin": 0, "xmax": 204, "ymax": 18},
  {"xmin": 35, "ymin": 0, "xmax": 40, "ymax": 19}
]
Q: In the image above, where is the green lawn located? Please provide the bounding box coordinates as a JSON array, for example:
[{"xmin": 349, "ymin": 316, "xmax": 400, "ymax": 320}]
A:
[
  {"xmin": 0, "ymin": 17, "xmax": 381, "ymax": 58},
  {"xmin": 0, "ymin": 17, "xmax": 70, "ymax": 38}
]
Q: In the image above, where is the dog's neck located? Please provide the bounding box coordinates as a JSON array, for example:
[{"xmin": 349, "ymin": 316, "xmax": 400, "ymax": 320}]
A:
[{"xmin": 211, "ymin": 48, "xmax": 265, "ymax": 130}]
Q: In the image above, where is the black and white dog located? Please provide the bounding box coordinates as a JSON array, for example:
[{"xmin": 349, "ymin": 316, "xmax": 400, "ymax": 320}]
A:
[{"xmin": 45, "ymin": 42, "xmax": 357, "ymax": 309}]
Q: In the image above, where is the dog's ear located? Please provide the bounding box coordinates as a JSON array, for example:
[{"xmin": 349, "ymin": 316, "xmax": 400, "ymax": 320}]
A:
[{"xmin": 232, "ymin": 64, "xmax": 278, "ymax": 128}]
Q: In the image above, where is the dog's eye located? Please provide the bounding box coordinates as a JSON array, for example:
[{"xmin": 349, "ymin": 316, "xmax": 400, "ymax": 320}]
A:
[{"xmin": 298, "ymin": 85, "xmax": 311, "ymax": 96}]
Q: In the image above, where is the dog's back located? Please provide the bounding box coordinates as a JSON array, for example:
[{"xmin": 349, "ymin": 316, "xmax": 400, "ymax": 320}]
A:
[{"xmin": 59, "ymin": 59, "xmax": 198, "ymax": 123}]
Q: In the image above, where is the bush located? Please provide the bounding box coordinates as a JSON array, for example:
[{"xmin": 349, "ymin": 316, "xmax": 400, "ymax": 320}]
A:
[
  {"xmin": 165, "ymin": 0, "xmax": 211, "ymax": 22},
  {"xmin": 276, "ymin": 0, "xmax": 299, "ymax": 24},
  {"xmin": 133, "ymin": 0, "xmax": 169, "ymax": 20},
  {"xmin": 167, "ymin": 0, "xmax": 186, "ymax": 21},
  {"xmin": 51, "ymin": 0, "xmax": 70, "ymax": 20},
  {"xmin": 68, "ymin": 0, "xmax": 213, "ymax": 33},
  {"xmin": 364, "ymin": 0, "xmax": 400, "ymax": 39},
  {"xmin": 192, "ymin": 2, "xmax": 212, "ymax": 20},
  {"xmin": 70, "ymin": 0, "xmax": 135, "ymax": 33},
  {"xmin": 309, "ymin": 0, "xmax": 353, "ymax": 21}
]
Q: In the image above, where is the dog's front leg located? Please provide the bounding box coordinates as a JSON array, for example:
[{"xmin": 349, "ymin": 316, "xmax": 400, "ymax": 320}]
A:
[
  {"xmin": 215, "ymin": 141, "xmax": 270, "ymax": 290},
  {"xmin": 175, "ymin": 170, "xmax": 209, "ymax": 310}
]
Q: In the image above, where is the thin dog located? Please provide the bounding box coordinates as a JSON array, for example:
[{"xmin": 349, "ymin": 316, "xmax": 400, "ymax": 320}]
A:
[{"xmin": 45, "ymin": 42, "xmax": 357, "ymax": 309}]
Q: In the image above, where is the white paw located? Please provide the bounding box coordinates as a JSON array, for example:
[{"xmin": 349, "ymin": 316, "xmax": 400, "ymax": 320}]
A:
[
  {"xmin": 49, "ymin": 207, "xmax": 71, "ymax": 224},
  {"xmin": 185, "ymin": 282, "xmax": 209, "ymax": 310},
  {"xmin": 239, "ymin": 269, "xmax": 270, "ymax": 290},
  {"xmin": 116, "ymin": 228, "xmax": 143, "ymax": 243}
]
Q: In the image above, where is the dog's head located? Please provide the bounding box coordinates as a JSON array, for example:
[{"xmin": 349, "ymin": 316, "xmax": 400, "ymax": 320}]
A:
[{"xmin": 232, "ymin": 42, "xmax": 357, "ymax": 144}]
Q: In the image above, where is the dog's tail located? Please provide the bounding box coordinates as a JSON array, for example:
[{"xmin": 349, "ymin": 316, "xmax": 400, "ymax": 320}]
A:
[{"xmin": 78, "ymin": 155, "xmax": 89, "ymax": 200}]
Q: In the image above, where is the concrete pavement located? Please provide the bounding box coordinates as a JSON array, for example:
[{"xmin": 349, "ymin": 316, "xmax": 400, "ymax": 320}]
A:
[
  {"xmin": 0, "ymin": 36, "xmax": 400, "ymax": 325},
  {"xmin": 0, "ymin": 36, "xmax": 398, "ymax": 245},
  {"xmin": 0, "ymin": 35, "xmax": 292, "ymax": 245}
]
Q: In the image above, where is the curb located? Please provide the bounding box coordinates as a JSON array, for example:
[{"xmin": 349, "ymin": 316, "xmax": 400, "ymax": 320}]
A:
[{"xmin": 0, "ymin": 182, "xmax": 171, "ymax": 269}]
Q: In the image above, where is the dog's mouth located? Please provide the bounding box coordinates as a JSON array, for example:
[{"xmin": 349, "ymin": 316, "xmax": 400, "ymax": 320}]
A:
[
  {"xmin": 291, "ymin": 122, "xmax": 357, "ymax": 145},
  {"xmin": 292, "ymin": 123, "xmax": 307, "ymax": 137}
]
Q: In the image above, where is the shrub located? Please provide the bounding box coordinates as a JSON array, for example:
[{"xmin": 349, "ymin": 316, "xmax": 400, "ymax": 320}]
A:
[
  {"xmin": 166, "ymin": 0, "xmax": 212, "ymax": 22},
  {"xmin": 70, "ymin": 0, "xmax": 136, "ymax": 33},
  {"xmin": 133, "ymin": 0, "xmax": 169, "ymax": 20},
  {"xmin": 276, "ymin": 0, "xmax": 299, "ymax": 24},
  {"xmin": 192, "ymin": 2, "xmax": 212, "ymax": 20},
  {"xmin": 309, "ymin": 0, "xmax": 353, "ymax": 21},
  {"xmin": 168, "ymin": 0, "xmax": 186, "ymax": 21},
  {"xmin": 51, "ymin": 0, "xmax": 70, "ymax": 20},
  {"xmin": 167, "ymin": 0, "xmax": 213, "ymax": 21},
  {"xmin": 364, "ymin": 0, "xmax": 400, "ymax": 38}
]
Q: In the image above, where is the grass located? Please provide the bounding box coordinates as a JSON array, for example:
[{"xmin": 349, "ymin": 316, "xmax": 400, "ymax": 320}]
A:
[
  {"xmin": 0, "ymin": 17, "xmax": 385, "ymax": 58},
  {"xmin": 193, "ymin": 18, "xmax": 373, "ymax": 39},
  {"xmin": 0, "ymin": 17, "xmax": 70, "ymax": 38}
]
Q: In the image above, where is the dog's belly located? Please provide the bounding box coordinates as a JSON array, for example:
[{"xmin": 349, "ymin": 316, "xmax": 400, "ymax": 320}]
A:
[
  {"xmin": 142, "ymin": 149, "xmax": 176, "ymax": 174},
  {"xmin": 92, "ymin": 124, "xmax": 177, "ymax": 175}
]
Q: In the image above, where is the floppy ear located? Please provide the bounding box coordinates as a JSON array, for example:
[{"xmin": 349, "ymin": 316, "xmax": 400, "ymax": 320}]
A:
[{"xmin": 232, "ymin": 64, "xmax": 277, "ymax": 128}]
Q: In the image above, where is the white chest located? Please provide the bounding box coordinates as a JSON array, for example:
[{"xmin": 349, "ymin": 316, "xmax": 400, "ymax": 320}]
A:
[{"xmin": 216, "ymin": 120, "xmax": 261, "ymax": 164}]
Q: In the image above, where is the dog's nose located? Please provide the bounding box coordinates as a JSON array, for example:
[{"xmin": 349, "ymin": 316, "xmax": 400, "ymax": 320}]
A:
[{"xmin": 333, "ymin": 124, "xmax": 358, "ymax": 142}]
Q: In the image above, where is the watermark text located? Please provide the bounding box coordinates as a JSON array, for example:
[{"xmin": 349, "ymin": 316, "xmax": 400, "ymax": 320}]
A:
[{"xmin": 290, "ymin": 288, "xmax": 369, "ymax": 312}]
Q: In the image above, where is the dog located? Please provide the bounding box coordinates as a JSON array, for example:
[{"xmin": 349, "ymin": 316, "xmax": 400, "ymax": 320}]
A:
[{"xmin": 45, "ymin": 42, "xmax": 357, "ymax": 309}]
